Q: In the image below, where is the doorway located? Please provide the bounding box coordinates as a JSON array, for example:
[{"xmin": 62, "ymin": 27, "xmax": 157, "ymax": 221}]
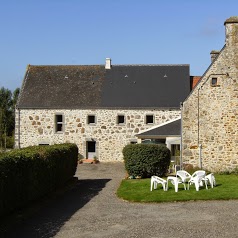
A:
[{"xmin": 86, "ymin": 141, "xmax": 96, "ymax": 159}]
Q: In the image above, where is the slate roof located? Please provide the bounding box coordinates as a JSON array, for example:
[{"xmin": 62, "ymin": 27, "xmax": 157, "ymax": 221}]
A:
[
  {"xmin": 17, "ymin": 64, "xmax": 190, "ymax": 109},
  {"xmin": 136, "ymin": 118, "xmax": 181, "ymax": 138}
]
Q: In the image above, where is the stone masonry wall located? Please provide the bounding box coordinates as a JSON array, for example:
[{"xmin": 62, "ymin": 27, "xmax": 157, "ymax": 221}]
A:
[
  {"xmin": 182, "ymin": 20, "xmax": 238, "ymax": 172},
  {"xmin": 15, "ymin": 108, "xmax": 180, "ymax": 162}
]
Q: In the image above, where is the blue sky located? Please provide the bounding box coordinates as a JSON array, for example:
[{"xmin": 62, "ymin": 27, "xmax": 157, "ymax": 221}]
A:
[{"xmin": 0, "ymin": 0, "xmax": 238, "ymax": 91}]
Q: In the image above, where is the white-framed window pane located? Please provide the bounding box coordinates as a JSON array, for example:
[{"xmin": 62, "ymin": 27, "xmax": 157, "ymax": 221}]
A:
[{"xmin": 55, "ymin": 114, "xmax": 64, "ymax": 132}]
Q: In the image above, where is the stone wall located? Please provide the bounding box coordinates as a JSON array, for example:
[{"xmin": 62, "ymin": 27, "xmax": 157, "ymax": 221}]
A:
[
  {"xmin": 15, "ymin": 108, "xmax": 180, "ymax": 162},
  {"xmin": 182, "ymin": 18, "xmax": 238, "ymax": 172}
]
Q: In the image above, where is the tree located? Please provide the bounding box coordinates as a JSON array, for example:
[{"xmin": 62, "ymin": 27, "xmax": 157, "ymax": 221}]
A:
[
  {"xmin": 0, "ymin": 87, "xmax": 20, "ymax": 150},
  {"xmin": 12, "ymin": 88, "xmax": 20, "ymax": 108}
]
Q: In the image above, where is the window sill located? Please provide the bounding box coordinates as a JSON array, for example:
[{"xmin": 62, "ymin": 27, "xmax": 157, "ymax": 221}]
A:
[{"xmin": 55, "ymin": 131, "xmax": 64, "ymax": 134}]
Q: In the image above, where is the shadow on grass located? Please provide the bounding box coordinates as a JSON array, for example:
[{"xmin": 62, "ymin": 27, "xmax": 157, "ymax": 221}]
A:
[{"xmin": 0, "ymin": 178, "xmax": 110, "ymax": 238}]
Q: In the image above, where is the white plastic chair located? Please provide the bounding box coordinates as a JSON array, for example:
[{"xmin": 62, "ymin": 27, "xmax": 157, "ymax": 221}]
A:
[
  {"xmin": 188, "ymin": 170, "xmax": 208, "ymax": 191},
  {"xmin": 150, "ymin": 176, "xmax": 167, "ymax": 191},
  {"xmin": 205, "ymin": 173, "xmax": 216, "ymax": 188},
  {"xmin": 176, "ymin": 170, "xmax": 192, "ymax": 190},
  {"xmin": 166, "ymin": 176, "xmax": 185, "ymax": 192}
]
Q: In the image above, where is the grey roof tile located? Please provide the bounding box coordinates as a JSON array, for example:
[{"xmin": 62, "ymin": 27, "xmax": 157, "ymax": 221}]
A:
[
  {"xmin": 17, "ymin": 64, "xmax": 190, "ymax": 109},
  {"xmin": 137, "ymin": 119, "xmax": 181, "ymax": 137}
]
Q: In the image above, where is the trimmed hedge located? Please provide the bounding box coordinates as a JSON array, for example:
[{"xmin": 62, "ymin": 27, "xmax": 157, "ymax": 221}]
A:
[
  {"xmin": 0, "ymin": 143, "xmax": 78, "ymax": 217},
  {"xmin": 123, "ymin": 144, "xmax": 170, "ymax": 178}
]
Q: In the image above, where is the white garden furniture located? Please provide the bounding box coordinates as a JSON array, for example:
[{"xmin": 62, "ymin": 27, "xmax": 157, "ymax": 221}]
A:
[
  {"xmin": 205, "ymin": 173, "xmax": 216, "ymax": 188},
  {"xmin": 150, "ymin": 176, "xmax": 167, "ymax": 191},
  {"xmin": 176, "ymin": 170, "xmax": 192, "ymax": 190},
  {"xmin": 188, "ymin": 170, "xmax": 208, "ymax": 191},
  {"xmin": 166, "ymin": 176, "xmax": 185, "ymax": 192}
]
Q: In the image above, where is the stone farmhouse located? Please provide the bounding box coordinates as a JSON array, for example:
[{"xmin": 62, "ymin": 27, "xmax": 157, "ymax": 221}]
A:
[
  {"xmin": 15, "ymin": 61, "xmax": 191, "ymax": 161},
  {"xmin": 182, "ymin": 16, "xmax": 238, "ymax": 172},
  {"xmin": 16, "ymin": 16, "xmax": 238, "ymax": 170}
]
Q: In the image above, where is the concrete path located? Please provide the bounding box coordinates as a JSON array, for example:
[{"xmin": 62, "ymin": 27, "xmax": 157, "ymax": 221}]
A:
[{"xmin": 2, "ymin": 162, "xmax": 238, "ymax": 238}]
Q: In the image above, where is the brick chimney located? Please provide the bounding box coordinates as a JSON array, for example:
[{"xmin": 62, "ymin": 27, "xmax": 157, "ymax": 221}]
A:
[
  {"xmin": 210, "ymin": 50, "xmax": 220, "ymax": 62},
  {"xmin": 224, "ymin": 16, "xmax": 238, "ymax": 47},
  {"xmin": 105, "ymin": 58, "xmax": 111, "ymax": 69}
]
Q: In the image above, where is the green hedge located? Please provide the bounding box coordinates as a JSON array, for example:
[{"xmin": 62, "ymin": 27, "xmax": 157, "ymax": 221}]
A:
[
  {"xmin": 123, "ymin": 144, "xmax": 170, "ymax": 178},
  {"xmin": 0, "ymin": 143, "xmax": 78, "ymax": 217}
]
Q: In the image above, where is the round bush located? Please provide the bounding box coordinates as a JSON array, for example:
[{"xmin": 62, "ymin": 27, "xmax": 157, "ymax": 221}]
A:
[{"xmin": 123, "ymin": 144, "xmax": 171, "ymax": 178}]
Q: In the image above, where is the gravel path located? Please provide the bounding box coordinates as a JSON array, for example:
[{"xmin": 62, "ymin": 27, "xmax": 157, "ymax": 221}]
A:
[{"xmin": 2, "ymin": 162, "xmax": 238, "ymax": 238}]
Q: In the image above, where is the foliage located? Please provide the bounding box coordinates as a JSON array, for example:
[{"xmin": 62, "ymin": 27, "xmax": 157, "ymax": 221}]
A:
[
  {"xmin": 217, "ymin": 166, "xmax": 238, "ymax": 175},
  {"xmin": 0, "ymin": 143, "xmax": 78, "ymax": 217},
  {"xmin": 117, "ymin": 174, "xmax": 238, "ymax": 202},
  {"xmin": 183, "ymin": 164, "xmax": 210, "ymax": 175},
  {"xmin": 123, "ymin": 144, "xmax": 171, "ymax": 178},
  {"xmin": 6, "ymin": 136, "xmax": 14, "ymax": 149},
  {"xmin": 0, "ymin": 87, "xmax": 20, "ymax": 150}
]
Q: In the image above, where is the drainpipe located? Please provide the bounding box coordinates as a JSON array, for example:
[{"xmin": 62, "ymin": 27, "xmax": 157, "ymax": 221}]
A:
[
  {"xmin": 197, "ymin": 85, "xmax": 202, "ymax": 168},
  {"xmin": 180, "ymin": 102, "xmax": 183, "ymax": 170},
  {"xmin": 199, "ymin": 144, "xmax": 202, "ymax": 168},
  {"xmin": 18, "ymin": 109, "xmax": 21, "ymax": 149}
]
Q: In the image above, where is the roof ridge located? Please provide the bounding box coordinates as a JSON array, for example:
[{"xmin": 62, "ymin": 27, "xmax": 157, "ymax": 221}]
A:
[
  {"xmin": 29, "ymin": 65, "xmax": 104, "ymax": 67},
  {"xmin": 28, "ymin": 64, "xmax": 189, "ymax": 67},
  {"xmin": 112, "ymin": 64, "xmax": 189, "ymax": 66}
]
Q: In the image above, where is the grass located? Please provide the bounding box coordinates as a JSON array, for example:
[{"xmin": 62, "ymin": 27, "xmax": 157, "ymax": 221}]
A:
[{"xmin": 117, "ymin": 174, "xmax": 238, "ymax": 202}]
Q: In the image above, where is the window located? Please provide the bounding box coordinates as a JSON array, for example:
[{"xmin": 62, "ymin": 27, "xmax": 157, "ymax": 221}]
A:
[
  {"xmin": 171, "ymin": 144, "xmax": 180, "ymax": 165},
  {"xmin": 55, "ymin": 114, "xmax": 64, "ymax": 132},
  {"xmin": 171, "ymin": 144, "xmax": 180, "ymax": 157},
  {"xmin": 211, "ymin": 78, "xmax": 218, "ymax": 86},
  {"xmin": 88, "ymin": 115, "xmax": 96, "ymax": 124},
  {"xmin": 117, "ymin": 115, "xmax": 125, "ymax": 124},
  {"xmin": 146, "ymin": 115, "xmax": 154, "ymax": 124}
]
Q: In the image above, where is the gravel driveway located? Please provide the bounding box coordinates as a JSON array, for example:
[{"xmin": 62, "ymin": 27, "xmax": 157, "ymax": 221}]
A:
[{"xmin": 2, "ymin": 162, "xmax": 238, "ymax": 238}]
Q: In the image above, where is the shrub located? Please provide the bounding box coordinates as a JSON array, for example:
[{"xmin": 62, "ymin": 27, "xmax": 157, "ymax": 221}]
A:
[
  {"xmin": 6, "ymin": 136, "xmax": 14, "ymax": 148},
  {"xmin": 183, "ymin": 163, "xmax": 211, "ymax": 175},
  {"xmin": 217, "ymin": 166, "xmax": 238, "ymax": 175},
  {"xmin": 123, "ymin": 144, "xmax": 170, "ymax": 178},
  {"xmin": 0, "ymin": 143, "xmax": 78, "ymax": 217}
]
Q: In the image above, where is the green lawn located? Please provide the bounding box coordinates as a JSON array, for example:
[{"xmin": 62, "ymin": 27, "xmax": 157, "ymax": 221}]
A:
[{"xmin": 117, "ymin": 174, "xmax": 238, "ymax": 202}]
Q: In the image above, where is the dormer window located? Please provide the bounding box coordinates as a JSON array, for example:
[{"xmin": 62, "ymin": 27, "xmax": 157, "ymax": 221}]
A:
[{"xmin": 211, "ymin": 78, "xmax": 218, "ymax": 86}]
